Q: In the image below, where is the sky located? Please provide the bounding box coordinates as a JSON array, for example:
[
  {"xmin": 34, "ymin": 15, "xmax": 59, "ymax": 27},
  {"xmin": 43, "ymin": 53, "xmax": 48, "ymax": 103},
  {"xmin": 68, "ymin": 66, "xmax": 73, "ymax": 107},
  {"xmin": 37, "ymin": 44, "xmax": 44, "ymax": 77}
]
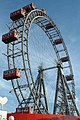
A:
[{"xmin": 0, "ymin": 0, "xmax": 80, "ymax": 114}]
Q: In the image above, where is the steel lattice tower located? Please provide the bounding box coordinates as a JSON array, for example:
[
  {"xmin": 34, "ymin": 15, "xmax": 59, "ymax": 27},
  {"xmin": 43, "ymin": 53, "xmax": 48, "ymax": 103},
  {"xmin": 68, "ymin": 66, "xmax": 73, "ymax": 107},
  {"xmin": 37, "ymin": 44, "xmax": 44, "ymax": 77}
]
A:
[{"xmin": 53, "ymin": 63, "xmax": 79, "ymax": 116}]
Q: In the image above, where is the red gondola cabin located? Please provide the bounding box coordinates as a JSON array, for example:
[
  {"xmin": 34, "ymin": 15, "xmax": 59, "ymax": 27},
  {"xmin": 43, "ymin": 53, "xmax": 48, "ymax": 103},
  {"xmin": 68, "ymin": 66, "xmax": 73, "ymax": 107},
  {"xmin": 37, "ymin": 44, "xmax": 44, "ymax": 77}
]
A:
[
  {"xmin": 10, "ymin": 8, "xmax": 25, "ymax": 21},
  {"xmin": 16, "ymin": 107, "xmax": 33, "ymax": 114},
  {"xmin": 23, "ymin": 3, "xmax": 35, "ymax": 12},
  {"xmin": 2, "ymin": 30, "xmax": 19, "ymax": 44},
  {"xmin": 3, "ymin": 68, "xmax": 22, "ymax": 80}
]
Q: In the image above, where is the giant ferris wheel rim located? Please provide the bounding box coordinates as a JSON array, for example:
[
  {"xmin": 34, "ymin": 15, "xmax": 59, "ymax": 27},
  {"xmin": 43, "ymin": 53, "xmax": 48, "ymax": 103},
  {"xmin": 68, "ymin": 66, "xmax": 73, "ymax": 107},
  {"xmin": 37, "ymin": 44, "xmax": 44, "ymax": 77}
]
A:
[
  {"xmin": 22, "ymin": 8, "xmax": 73, "ymax": 78},
  {"xmin": 6, "ymin": 8, "xmax": 75, "ymax": 112}
]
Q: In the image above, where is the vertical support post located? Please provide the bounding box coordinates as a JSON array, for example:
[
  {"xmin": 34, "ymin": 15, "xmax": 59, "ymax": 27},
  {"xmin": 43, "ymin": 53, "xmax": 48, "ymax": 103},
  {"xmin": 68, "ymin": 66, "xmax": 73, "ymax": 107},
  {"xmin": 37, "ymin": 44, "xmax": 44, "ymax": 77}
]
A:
[
  {"xmin": 53, "ymin": 63, "xmax": 79, "ymax": 115},
  {"xmin": 53, "ymin": 64, "xmax": 70, "ymax": 114}
]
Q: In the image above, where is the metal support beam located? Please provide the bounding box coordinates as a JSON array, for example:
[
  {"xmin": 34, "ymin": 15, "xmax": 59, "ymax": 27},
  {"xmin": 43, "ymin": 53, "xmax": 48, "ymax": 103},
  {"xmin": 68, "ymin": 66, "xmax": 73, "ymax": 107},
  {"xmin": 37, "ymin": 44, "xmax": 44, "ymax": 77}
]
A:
[{"xmin": 53, "ymin": 64, "xmax": 79, "ymax": 116}]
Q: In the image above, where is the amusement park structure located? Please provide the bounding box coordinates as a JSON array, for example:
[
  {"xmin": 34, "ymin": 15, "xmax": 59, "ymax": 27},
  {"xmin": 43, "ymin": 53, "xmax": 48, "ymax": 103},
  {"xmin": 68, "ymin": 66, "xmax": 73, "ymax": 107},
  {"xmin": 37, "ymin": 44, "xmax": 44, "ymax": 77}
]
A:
[{"xmin": 2, "ymin": 3, "xmax": 80, "ymax": 120}]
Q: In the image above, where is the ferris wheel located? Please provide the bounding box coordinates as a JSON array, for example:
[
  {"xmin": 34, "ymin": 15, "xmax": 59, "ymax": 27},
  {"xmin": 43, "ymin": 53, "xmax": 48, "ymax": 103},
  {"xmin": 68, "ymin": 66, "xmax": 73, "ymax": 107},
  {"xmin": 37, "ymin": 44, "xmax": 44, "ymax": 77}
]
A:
[{"xmin": 2, "ymin": 3, "xmax": 79, "ymax": 115}]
